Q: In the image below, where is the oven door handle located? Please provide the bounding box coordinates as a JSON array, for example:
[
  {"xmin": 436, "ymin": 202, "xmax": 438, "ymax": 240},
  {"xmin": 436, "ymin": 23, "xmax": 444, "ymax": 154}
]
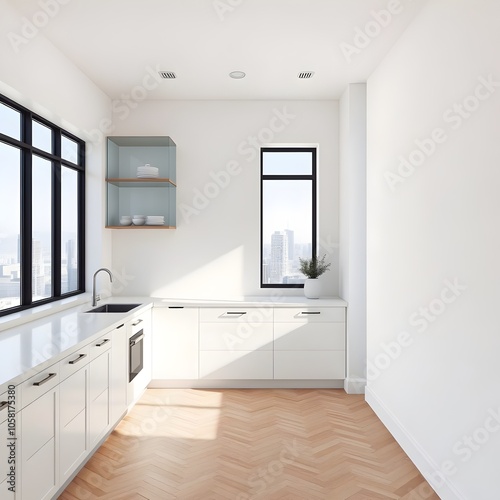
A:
[{"xmin": 129, "ymin": 333, "xmax": 145, "ymax": 346}]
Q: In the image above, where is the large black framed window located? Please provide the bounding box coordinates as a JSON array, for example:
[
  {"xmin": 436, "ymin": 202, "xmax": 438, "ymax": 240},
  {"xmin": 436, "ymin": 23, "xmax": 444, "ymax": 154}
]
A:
[
  {"xmin": 0, "ymin": 94, "xmax": 85, "ymax": 316},
  {"xmin": 260, "ymin": 147, "xmax": 317, "ymax": 288}
]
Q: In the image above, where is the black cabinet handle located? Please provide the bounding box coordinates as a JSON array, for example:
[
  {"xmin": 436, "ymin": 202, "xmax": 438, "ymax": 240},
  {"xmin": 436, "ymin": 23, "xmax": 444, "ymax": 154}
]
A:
[
  {"xmin": 0, "ymin": 401, "xmax": 8, "ymax": 411},
  {"xmin": 224, "ymin": 312, "xmax": 247, "ymax": 316},
  {"xmin": 116, "ymin": 323, "xmax": 125, "ymax": 329},
  {"xmin": 33, "ymin": 373, "xmax": 57, "ymax": 386},
  {"xmin": 96, "ymin": 338, "xmax": 111, "ymax": 347},
  {"xmin": 69, "ymin": 353, "xmax": 87, "ymax": 365},
  {"xmin": 168, "ymin": 306, "xmax": 184, "ymax": 309},
  {"xmin": 300, "ymin": 311, "xmax": 321, "ymax": 315}
]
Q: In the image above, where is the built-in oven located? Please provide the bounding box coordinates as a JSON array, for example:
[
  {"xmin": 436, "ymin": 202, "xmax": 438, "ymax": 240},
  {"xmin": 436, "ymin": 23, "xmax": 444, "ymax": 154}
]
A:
[{"xmin": 129, "ymin": 328, "xmax": 144, "ymax": 382}]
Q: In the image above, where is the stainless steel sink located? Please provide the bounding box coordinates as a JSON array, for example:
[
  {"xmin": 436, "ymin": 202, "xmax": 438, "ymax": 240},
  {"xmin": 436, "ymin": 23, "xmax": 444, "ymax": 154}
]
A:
[{"xmin": 85, "ymin": 303, "xmax": 141, "ymax": 313}]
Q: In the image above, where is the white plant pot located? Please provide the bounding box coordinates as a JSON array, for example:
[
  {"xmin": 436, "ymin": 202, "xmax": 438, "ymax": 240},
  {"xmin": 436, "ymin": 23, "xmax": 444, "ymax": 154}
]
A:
[{"xmin": 304, "ymin": 278, "xmax": 321, "ymax": 299}]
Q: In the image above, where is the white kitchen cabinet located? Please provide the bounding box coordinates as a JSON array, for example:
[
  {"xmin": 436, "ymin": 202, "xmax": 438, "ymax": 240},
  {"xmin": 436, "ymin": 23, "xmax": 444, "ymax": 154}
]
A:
[
  {"xmin": 110, "ymin": 322, "xmax": 128, "ymax": 423},
  {"xmin": 20, "ymin": 365, "xmax": 59, "ymax": 500},
  {"xmin": 89, "ymin": 333, "xmax": 112, "ymax": 447},
  {"xmin": 127, "ymin": 311, "xmax": 152, "ymax": 406},
  {"xmin": 273, "ymin": 307, "xmax": 346, "ymax": 380},
  {"xmin": 152, "ymin": 307, "xmax": 199, "ymax": 380},
  {"xmin": 199, "ymin": 351, "xmax": 273, "ymax": 379},
  {"xmin": 59, "ymin": 346, "xmax": 89, "ymax": 484},
  {"xmin": 0, "ymin": 389, "xmax": 16, "ymax": 499},
  {"xmin": 199, "ymin": 307, "xmax": 273, "ymax": 380}
]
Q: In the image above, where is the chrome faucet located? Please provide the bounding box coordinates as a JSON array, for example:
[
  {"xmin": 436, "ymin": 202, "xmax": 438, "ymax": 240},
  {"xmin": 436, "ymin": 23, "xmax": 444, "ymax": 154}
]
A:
[{"xmin": 92, "ymin": 268, "xmax": 113, "ymax": 307}]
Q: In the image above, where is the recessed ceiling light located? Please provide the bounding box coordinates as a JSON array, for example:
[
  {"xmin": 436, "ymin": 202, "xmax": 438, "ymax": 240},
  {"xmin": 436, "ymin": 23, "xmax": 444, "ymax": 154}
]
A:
[
  {"xmin": 229, "ymin": 71, "xmax": 246, "ymax": 79},
  {"xmin": 298, "ymin": 71, "xmax": 315, "ymax": 79},
  {"xmin": 159, "ymin": 71, "xmax": 176, "ymax": 79}
]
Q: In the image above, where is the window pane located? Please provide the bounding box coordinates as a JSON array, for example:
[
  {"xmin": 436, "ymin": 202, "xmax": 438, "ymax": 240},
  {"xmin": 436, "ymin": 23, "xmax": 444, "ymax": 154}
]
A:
[
  {"xmin": 32, "ymin": 120, "xmax": 52, "ymax": 153},
  {"xmin": 262, "ymin": 151, "xmax": 312, "ymax": 175},
  {"xmin": 62, "ymin": 136, "xmax": 79, "ymax": 164},
  {"xmin": 0, "ymin": 142, "xmax": 21, "ymax": 310},
  {"xmin": 61, "ymin": 167, "xmax": 79, "ymax": 293},
  {"xmin": 0, "ymin": 103, "xmax": 21, "ymax": 140},
  {"xmin": 262, "ymin": 180, "xmax": 312, "ymax": 285},
  {"xmin": 32, "ymin": 155, "xmax": 52, "ymax": 300}
]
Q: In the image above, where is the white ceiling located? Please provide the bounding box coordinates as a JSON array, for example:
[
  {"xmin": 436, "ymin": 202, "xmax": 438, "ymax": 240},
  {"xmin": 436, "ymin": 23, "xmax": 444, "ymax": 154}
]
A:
[{"xmin": 8, "ymin": 0, "xmax": 428, "ymax": 100}]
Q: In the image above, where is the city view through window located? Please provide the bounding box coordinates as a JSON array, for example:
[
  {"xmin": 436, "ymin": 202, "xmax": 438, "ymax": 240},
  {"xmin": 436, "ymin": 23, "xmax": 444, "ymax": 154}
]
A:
[
  {"xmin": 0, "ymin": 99, "xmax": 82, "ymax": 313},
  {"xmin": 261, "ymin": 148, "xmax": 316, "ymax": 286}
]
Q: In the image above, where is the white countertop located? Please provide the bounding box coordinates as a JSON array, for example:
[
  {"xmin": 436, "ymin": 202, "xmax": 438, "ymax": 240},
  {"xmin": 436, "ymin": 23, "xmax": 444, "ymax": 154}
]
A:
[
  {"xmin": 0, "ymin": 294, "xmax": 346, "ymax": 390},
  {"xmin": 0, "ymin": 297, "xmax": 153, "ymax": 390},
  {"xmin": 153, "ymin": 296, "xmax": 347, "ymax": 307}
]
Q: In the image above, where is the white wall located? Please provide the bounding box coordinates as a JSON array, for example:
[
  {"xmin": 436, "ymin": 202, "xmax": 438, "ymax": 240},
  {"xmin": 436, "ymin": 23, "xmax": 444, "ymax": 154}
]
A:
[
  {"xmin": 0, "ymin": 0, "xmax": 112, "ymax": 291},
  {"xmin": 366, "ymin": 0, "xmax": 500, "ymax": 498},
  {"xmin": 339, "ymin": 84, "xmax": 367, "ymax": 394},
  {"xmin": 110, "ymin": 100, "xmax": 339, "ymax": 298}
]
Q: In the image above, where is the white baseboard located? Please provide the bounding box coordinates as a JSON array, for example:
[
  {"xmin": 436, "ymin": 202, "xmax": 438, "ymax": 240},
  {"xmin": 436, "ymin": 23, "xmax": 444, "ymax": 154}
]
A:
[
  {"xmin": 365, "ymin": 386, "xmax": 466, "ymax": 500},
  {"xmin": 149, "ymin": 379, "xmax": 345, "ymax": 389},
  {"xmin": 344, "ymin": 377, "xmax": 366, "ymax": 394}
]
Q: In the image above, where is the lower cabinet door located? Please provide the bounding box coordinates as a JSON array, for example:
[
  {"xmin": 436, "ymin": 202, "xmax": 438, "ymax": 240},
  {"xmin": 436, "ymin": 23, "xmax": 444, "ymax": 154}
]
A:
[
  {"xmin": 21, "ymin": 389, "xmax": 58, "ymax": 500},
  {"xmin": 89, "ymin": 388, "xmax": 109, "ymax": 447},
  {"xmin": 89, "ymin": 350, "xmax": 111, "ymax": 447},
  {"xmin": 199, "ymin": 351, "xmax": 273, "ymax": 379},
  {"xmin": 59, "ymin": 367, "xmax": 88, "ymax": 483},
  {"xmin": 22, "ymin": 438, "xmax": 56, "ymax": 500},
  {"xmin": 274, "ymin": 351, "xmax": 346, "ymax": 379}
]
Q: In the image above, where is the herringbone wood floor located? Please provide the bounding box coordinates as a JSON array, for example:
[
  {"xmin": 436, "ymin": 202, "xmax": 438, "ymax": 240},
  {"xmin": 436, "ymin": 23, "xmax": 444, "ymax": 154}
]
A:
[{"xmin": 59, "ymin": 389, "xmax": 439, "ymax": 500}]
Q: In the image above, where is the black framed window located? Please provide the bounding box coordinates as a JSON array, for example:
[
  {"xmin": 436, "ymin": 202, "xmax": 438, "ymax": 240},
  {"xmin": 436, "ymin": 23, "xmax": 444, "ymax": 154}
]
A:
[
  {"xmin": 0, "ymin": 94, "xmax": 85, "ymax": 316},
  {"xmin": 260, "ymin": 147, "xmax": 317, "ymax": 288}
]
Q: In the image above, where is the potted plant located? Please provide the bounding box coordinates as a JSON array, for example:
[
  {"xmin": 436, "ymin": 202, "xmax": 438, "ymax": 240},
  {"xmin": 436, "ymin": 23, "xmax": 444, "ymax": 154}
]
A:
[{"xmin": 299, "ymin": 254, "xmax": 331, "ymax": 299}]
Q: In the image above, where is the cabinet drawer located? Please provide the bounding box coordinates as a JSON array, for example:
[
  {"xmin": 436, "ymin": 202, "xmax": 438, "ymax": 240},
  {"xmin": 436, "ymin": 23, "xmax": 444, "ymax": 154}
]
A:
[
  {"xmin": 60, "ymin": 409, "xmax": 86, "ymax": 481},
  {"xmin": 90, "ymin": 351, "xmax": 110, "ymax": 402},
  {"xmin": 274, "ymin": 323, "xmax": 345, "ymax": 350},
  {"xmin": 22, "ymin": 437, "xmax": 56, "ymax": 500},
  {"xmin": 60, "ymin": 345, "xmax": 90, "ymax": 381},
  {"xmin": 273, "ymin": 307, "xmax": 344, "ymax": 323},
  {"xmin": 89, "ymin": 388, "xmax": 109, "ymax": 445},
  {"xmin": 199, "ymin": 307, "xmax": 273, "ymax": 323},
  {"xmin": 199, "ymin": 351, "xmax": 273, "ymax": 379},
  {"xmin": 22, "ymin": 389, "xmax": 56, "ymax": 461},
  {"xmin": 200, "ymin": 322, "xmax": 273, "ymax": 351},
  {"xmin": 21, "ymin": 364, "xmax": 59, "ymax": 408},
  {"xmin": 60, "ymin": 367, "xmax": 87, "ymax": 428},
  {"xmin": 89, "ymin": 333, "xmax": 112, "ymax": 361},
  {"xmin": 274, "ymin": 351, "xmax": 345, "ymax": 379}
]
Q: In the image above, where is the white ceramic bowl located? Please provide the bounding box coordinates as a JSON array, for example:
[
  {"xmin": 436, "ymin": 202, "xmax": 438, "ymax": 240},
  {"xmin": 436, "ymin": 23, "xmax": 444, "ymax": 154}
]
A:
[
  {"xmin": 133, "ymin": 215, "xmax": 145, "ymax": 219},
  {"xmin": 132, "ymin": 218, "xmax": 146, "ymax": 226}
]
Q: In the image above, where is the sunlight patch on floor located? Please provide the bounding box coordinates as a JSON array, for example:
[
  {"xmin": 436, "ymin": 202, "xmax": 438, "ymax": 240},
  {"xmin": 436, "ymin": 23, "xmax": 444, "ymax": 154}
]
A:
[{"xmin": 116, "ymin": 389, "xmax": 223, "ymax": 440}]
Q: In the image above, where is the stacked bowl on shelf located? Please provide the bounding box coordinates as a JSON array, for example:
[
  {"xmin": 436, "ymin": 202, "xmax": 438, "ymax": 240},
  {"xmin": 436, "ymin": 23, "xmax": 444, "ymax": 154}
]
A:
[
  {"xmin": 146, "ymin": 216, "xmax": 165, "ymax": 226},
  {"xmin": 136, "ymin": 164, "xmax": 159, "ymax": 178}
]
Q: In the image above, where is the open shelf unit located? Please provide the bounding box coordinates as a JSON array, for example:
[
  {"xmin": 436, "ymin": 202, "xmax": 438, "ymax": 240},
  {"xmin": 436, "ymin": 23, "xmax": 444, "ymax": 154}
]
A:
[{"xmin": 106, "ymin": 136, "xmax": 176, "ymax": 229}]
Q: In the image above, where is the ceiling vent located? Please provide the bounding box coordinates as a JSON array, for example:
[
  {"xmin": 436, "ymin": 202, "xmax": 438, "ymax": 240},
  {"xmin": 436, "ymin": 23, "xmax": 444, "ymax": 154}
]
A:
[
  {"xmin": 159, "ymin": 71, "xmax": 176, "ymax": 79},
  {"xmin": 298, "ymin": 71, "xmax": 315, "ymax": 79}
]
